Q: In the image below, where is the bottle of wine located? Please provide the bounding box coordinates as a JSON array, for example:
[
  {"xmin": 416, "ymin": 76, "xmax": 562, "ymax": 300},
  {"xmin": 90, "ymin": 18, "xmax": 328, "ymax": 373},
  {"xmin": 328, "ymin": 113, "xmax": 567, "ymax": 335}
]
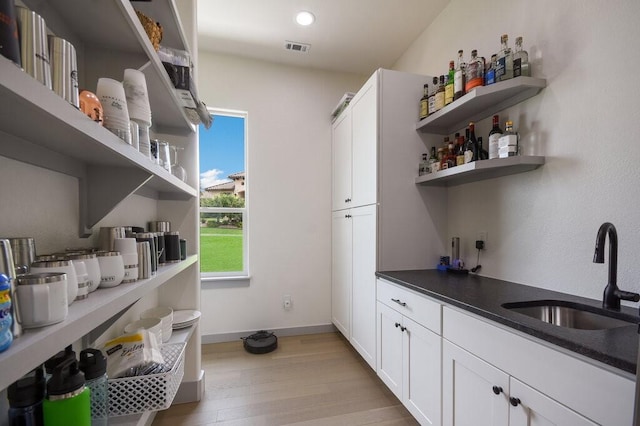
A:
[
  {"xmin": 513, "ymin": 36, "xmax": 530, "ymax": 77},
  {"xmin": 419, "ymin": 83, "xmax": 429, "ymax": 120},
  {"xmin": 464, "ymin": 122, "xmax": 479, "ymax": 163},
  {"xmin": 454, "ymin": 50, "xmax": 466, "ymax": 101},
  {"xmin": 427, "ymin": 77, "xmax": 438, "ymax": 115},
  {"xmin": 477, "ymin": 137, "xmax": 488, "ymax": 160},
  {"xmin": 487, "ymin": 114, "xmax": 503, "ymax": 159},
  {"xmin": 445, "ymin": 60, "xmax": 455, "ymax": 105},
  {"xmin": 496, "ymin": 34, "xmax": 514, "ymax": 82},
  {"xmin": 434, "ymin": 75, "xmax": 445, "ymax": 112},
  {"xmin": 465, "ymin": 50, "xmax": 484, "ymax": 92}
]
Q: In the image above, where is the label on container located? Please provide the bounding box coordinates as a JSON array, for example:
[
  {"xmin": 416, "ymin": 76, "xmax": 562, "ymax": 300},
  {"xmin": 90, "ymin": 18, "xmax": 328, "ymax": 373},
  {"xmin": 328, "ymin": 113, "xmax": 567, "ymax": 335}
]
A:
[
  {"xmin": 435, "ymin": 92, "xmax": 445, "ymax": 111},
  {"xmin": 496, "ymin": 58, "xmax": 506, "ymax": 81},
  {"xmin": 454, "ymin": 71, "xmax": 464, "ymax": 95},
  {"xmin": 428, "ymin": 96, "xmax": 436, "ymax": 114},
  {"xmin": 486, "ymin": 69, "xmax": 496, "ymax": 85},
  {"xmin": 445, "ymin": 85, "xmax": 454, "ymax": 104},
  {"xmin": 488, "ymin": 133, "xmax": 502, "ymax": 159}
]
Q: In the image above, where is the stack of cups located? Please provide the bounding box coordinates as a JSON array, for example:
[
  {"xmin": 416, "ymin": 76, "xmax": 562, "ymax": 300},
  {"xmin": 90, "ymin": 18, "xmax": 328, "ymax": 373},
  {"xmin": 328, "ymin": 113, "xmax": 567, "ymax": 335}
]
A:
[
  {"xmin": 15, "ymin": 6, "xmax": 51, "ymax": 89},
  {"xmin": 48, "ymin": 36, "xmax": 79, "ymax": 108},
  {"xmin": 136, "ymin": 241, "xmax": 152, "ymax": 280},
  {"xmin": 140, "ymin": 306, "xmax": 173, "ymax": 343},
  {"xmin": 123, "ymin": 69, "xmax": 152, "ymax": 159},
  {"xmin": 96, "ymin": 78, "xmax": 131, "ymax": 144},
  {"xmin": 114, "ymin": 238, "xmax": 138, "ymax": 283}
]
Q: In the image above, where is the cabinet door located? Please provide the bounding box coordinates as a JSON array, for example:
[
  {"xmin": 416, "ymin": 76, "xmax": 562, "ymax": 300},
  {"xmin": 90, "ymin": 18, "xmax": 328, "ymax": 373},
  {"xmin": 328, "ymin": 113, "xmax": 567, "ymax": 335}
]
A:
[
  {"xmin": 376, "ymin": 301, "xmax": 404, "ymax": 400},
  {"xmin": 331, "ymin": 210, "xmax": 352, "ymax": 338},
  {"xmin": 443, "ymin": 340, "xmax": 509, "ymax": 426},
  {"xmin": 509, "ymin": 378, "xmax": 598, "ymax": 426},
  {"xmin": 332, "ymin": 110, "xmax": 352, "ymax": 211},
  {"xmin": 350, "ymin": 78, "xmax": 378, "ymax": 207},
  {"xmin": 403, "ymin": 317, "xmax": 441, "ymax": 426},
  {"xmin": 350, "ymin": 204, "xmax": 377, "ymax": 369}
]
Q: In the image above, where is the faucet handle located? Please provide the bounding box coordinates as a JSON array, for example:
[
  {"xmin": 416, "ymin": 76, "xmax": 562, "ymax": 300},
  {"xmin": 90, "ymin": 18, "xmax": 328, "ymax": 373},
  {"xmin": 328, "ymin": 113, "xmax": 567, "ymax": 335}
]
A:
[{"xmin": 616, "ymin": 289, "xmax": 640, "ymax": 303}]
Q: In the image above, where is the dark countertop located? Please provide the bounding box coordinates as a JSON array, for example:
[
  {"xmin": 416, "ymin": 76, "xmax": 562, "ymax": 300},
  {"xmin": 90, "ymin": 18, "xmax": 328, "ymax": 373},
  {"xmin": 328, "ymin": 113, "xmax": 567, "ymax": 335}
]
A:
[{"xmin": 376, "ymin": 269, "xmax": 639, "ymax": 375}]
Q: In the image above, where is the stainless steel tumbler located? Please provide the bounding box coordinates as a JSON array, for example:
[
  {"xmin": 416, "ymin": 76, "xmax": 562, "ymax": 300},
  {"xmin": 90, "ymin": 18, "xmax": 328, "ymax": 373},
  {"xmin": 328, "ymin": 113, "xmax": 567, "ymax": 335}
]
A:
[
  {"xmin": 15, "ymin": 6, "xmax": 51, "ymax": 88},
  {"xmin": 49, "ymin": 36, "xmax": 79, "ymax": 107}
]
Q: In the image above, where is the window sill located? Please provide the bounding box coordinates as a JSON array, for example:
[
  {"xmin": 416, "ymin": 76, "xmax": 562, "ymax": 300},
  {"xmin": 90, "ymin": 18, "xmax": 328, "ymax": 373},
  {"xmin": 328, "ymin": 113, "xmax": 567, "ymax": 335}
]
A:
[{"xmin": 201, "ymin": 275, "xmax": 251, "ymax": 288}]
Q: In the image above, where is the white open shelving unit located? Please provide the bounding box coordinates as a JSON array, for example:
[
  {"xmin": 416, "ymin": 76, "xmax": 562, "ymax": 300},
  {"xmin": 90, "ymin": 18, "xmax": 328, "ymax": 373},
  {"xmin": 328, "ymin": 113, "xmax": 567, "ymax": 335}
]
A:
[
  {"xmin": 415, "ymin": 76, "xmax": 547, "ymax": 186},
  {"xmin": 0, "ymin": 0, "xmax": 202, "ymax": 423}
]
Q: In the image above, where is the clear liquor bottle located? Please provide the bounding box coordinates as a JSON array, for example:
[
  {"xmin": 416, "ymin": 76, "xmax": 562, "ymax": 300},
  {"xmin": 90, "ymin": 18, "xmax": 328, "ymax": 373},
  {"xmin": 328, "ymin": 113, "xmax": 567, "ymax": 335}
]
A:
[
  {"xmin": 513, "ymin": 36, "xmax": 530, "ymax": 77},
  {"xmin": 428, "ymin": 76, "xmax": 438, "ymax": 115},
  {"xmin": 465, "ymin": 49, "xmax": 484, "ymax": 92},
  {"xmin": 418, "ymin": 153, "xmax": 430, "ymax": 175},
  {"xmin": 434, "ymin": 75, "xmax": 445, "ymax": 111},
  {"xmin": 419, "ymin": 83, "xmax": 429, "ymax": 120},
  {"xmin": 445, "ymin": 60, "xmax": 455, "ymax": 105},
  {"xmin": 498, "ymin": 121, "xmax": 519, "ymax": 157},
  {"xmin": 454, "ymin": 50, "xmax": 466, "ymax": 100},
  {"xmin": 496, "ymin": 34, "xmax": 514, "ymax": 82}
]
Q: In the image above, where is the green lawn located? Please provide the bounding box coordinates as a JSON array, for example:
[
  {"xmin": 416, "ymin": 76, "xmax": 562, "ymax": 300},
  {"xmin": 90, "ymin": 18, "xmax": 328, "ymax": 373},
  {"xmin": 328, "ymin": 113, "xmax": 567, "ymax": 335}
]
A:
[{"xmin": 200, "ymin": 227, "xmax": 243, "ymax": 272}]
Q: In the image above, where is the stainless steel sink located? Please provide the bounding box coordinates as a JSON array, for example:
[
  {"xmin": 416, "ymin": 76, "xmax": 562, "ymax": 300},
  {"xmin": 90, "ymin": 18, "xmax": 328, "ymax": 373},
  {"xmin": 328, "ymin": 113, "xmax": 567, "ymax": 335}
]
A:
[{"xmin": 502, "ymin": 300, "xmax": 638, "ymax": 330}]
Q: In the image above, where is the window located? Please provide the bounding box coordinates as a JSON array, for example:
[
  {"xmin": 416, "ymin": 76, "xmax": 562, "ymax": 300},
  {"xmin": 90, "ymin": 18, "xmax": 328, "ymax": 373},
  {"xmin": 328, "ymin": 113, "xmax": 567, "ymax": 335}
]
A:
[{"xmin": 199, "ymin": 109, "xmax": 248, "ymax": 279}]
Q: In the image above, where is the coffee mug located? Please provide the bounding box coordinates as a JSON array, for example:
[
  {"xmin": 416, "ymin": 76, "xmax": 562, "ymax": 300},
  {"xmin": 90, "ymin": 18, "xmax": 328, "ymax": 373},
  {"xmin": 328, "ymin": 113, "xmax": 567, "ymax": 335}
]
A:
[
  {"xmin": 95, "ymin": 251, "xmax": 124, "ymax": 288},
  {"xmin": 30, "ymin": 260, "xmax": 78, "ymax": 306},
  {"xmin": 66, "ymin": 253, "xmax": 100, "ymax": 293},
  {"xmin": 15, "ymin": 273, "xmax": 68, "ymax": 329}
]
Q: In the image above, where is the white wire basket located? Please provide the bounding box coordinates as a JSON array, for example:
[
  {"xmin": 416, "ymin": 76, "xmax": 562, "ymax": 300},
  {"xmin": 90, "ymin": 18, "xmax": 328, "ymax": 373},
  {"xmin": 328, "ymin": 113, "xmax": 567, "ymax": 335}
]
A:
[{"xmin": 108, "ymin": 342, "xmax": 185, "ymax": 417}]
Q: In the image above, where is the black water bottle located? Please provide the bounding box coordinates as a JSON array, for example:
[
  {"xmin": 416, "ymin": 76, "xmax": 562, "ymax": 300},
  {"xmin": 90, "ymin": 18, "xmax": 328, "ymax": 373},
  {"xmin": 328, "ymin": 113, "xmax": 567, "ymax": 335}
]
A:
[{"xmin": 8, "ymin": 367, "xmax": 46, "ymax": 426}]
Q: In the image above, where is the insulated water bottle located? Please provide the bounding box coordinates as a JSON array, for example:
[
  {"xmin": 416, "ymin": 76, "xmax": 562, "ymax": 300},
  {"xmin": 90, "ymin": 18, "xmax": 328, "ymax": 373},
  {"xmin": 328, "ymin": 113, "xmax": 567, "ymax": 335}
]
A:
[
  {"xmin": 79, "ymin": 348, "xmax": 108, "ymax": 426},
  {"xmin": 42, "ymin": 358, "xmax": 91, "ymax": 426}
]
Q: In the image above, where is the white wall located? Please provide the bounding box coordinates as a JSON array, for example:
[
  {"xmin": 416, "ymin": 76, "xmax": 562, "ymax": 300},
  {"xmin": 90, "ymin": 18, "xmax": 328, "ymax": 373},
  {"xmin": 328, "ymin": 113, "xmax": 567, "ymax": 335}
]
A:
[
  {"xmin": 197, "ymin": 52, "xmax": 366, "ymax": 337},
  {"xmin": 394, "ymin": 0, "xmax": 640, "ymax": 301}
]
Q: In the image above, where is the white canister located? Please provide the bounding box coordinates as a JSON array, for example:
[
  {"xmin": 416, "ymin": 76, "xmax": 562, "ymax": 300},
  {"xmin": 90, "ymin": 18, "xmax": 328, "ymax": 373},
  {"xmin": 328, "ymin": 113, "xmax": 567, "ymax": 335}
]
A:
[
  {"xmin": 30, "ymin": 260, "xmax": 78, "ymax": 306},
  {"xmin": 66, "ymin": 253, "xmax": 100, "ymax": 293},
  {"xmin": 95, "ymin": 251, "xmax": 125, "ymax": 288},
  {"xmin": 71, "ymin": 259, "xmax": 89, "ymax": 300},
  {"xmin": 15, "ymin": 272, "xmax": 68, "ymax": 328}
]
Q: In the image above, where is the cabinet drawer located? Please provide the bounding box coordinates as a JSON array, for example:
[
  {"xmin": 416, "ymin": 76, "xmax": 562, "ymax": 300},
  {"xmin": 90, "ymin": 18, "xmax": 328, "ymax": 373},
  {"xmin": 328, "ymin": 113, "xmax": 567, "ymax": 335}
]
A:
[{"xmin": 377, "ymin": 279, "xmax": 441, "ymax": 334}]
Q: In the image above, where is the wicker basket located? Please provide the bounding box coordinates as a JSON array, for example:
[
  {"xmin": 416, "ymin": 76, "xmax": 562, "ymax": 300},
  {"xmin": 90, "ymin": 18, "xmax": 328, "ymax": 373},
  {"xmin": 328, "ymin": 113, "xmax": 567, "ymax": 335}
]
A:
[
  {"xmin": 135, "ymin": 10, "xmax": 163, "ymax": 51},
  {"xmin": 107, "ymin": 343, "xmax": 185, "ymax": 417}
]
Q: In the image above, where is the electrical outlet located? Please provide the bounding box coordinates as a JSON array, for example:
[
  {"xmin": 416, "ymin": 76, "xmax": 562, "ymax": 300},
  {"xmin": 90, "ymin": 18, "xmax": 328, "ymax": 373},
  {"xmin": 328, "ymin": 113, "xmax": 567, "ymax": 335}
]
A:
[
  {"xmin": 477, "ymin": 231, "xmax": 487, "ymax": 245},
  {"xmin": 283, "ymin": 295, "xmax": 292, "ymax": 310}
]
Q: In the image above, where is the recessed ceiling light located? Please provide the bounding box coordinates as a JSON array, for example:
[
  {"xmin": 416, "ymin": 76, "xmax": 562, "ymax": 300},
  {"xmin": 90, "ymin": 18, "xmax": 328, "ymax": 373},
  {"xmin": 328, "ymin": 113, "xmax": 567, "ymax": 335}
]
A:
[{"xmin": 295, "ymin": 11, "xmax": 315, "ymax": 26}]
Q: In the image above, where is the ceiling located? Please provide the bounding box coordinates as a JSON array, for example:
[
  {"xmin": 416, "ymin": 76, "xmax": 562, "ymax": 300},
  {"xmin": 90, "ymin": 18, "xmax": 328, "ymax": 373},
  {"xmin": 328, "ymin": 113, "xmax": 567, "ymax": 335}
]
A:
[{"xmin": 197, "ymin": 0, "xmax": 450, "ymax": 75}]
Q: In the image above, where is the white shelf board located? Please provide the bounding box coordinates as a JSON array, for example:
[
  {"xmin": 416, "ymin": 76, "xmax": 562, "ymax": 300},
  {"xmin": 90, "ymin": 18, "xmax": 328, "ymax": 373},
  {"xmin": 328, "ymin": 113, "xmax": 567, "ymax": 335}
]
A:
[
  {"xmin": 0, "ymin": 56, "xmax": 197, "ymax": 200},
  {"xmin": 0, "ymin": 255, "xmax": 197, "ymax": 391},
  {"xmin": 416, "ymin": 77, "xmax": 546, "ymax": 134},
  {"xmin": 415, "ymin": 156, "xmax": 545, "ymax": 187}
]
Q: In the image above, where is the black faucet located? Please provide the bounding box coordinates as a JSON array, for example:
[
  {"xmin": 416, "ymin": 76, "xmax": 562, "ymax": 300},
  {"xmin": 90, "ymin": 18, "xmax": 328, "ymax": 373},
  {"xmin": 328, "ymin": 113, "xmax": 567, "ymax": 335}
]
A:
[{"xmin": 593, "ymin": 222, "xmax": 640, "ymax": 310}]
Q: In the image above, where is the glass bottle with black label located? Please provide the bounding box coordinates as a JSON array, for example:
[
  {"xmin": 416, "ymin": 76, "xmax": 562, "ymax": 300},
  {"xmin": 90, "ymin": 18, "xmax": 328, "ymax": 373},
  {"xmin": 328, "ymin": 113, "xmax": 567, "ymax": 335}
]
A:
[
  {"xmin": 434, "ymin": 75, "xmax": 445, "ymax": 112},
  {"xmin": 418, "ymin": 153, "xmax": 430, "ymax": 176},
  {"xmin": 464, "ymin": 122, "xmax": 479, "ymax": 163},
  {"xmin": 496, "ymin": 34, "xmax": 513, "ymax": 82},
  {"xmin": 513, "ymin": 36, "xmax": 530, "ymax": 77},
  {"xmin": 428, "ymin": 76, "xmax": 438, "ymax": 115},
  {"xmin": 445, "ymin": 61, "xmax": 455, "ymax": 105}
]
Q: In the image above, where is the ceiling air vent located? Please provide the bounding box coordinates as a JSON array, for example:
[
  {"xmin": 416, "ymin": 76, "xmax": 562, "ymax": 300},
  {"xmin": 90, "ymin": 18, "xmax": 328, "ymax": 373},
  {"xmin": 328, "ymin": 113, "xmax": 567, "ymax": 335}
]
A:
[{"xmin": 285, "ymin": 41, "xmax": 311, "ymax": 53}]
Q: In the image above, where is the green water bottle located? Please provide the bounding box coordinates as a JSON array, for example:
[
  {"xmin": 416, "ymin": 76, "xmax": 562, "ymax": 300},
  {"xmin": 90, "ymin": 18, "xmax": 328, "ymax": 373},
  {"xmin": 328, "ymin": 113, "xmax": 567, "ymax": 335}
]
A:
[{"xmin": 43, "ymin": 357, "xmax": 91, "ymax": 426}]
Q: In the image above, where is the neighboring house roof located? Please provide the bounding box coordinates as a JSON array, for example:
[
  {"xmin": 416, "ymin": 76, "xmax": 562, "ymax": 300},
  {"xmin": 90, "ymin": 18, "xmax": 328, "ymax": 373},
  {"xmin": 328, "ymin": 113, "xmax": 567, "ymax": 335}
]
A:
[
  {"xmin": 228, "ymin": 172, "xmax": 245, "ymax": 179},
  {"xmin": 204, "ymin": 181, "xmax": 235, "ymax": 191}
]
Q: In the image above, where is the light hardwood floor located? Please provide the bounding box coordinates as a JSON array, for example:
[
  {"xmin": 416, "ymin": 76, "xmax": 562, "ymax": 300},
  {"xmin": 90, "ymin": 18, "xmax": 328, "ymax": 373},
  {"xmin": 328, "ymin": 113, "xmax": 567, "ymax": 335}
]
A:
[{"xmin": 152, "ymin": 332, "xmax": 419, "ymax": 425}]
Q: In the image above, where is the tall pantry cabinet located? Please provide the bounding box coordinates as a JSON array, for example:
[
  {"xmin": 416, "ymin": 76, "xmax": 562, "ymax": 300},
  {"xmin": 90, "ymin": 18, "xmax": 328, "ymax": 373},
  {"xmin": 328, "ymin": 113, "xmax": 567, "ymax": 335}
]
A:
[
  {"xmin": 331, "ymin": 69, "xmax": 447, "ymax": 370},
  {"xmin": 0, "ymin": 0, "xmax": 202, "ymax": 423}
]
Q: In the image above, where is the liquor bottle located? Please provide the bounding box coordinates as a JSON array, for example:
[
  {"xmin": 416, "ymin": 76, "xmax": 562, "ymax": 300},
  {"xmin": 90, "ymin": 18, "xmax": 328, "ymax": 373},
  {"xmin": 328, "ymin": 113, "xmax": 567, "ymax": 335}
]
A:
[
  {"xmin": 498, "ymin": 120, "xmax": 519, "ymax": 157},
  {"xmin": 445, "ymin": 61, "xmax": 455, "ymax": 105},
  {"xmin": 513, "ymin": 36, "xmax": 530, "ymax": 77},
  {"xmin": 434, "ymin": 75, "xmax": 445, "ymax": 112},
  {"xmin": 428, "ymin": 76, "xmax": 438, "ymax": 115},
  {"xmin": 418, "ymin": 153, "xmax": 430, "ymax": 176},
  {"xmin": 485, "ymin": 54, "xmax": 497, "ymax": 85},
  {"xmin": 428, "ymin": 146, "xmax": 437, "ymax": 172},
  {"xmin": 419, "ymin": 83, "xmax": 429, "ymax": 120},
  {"xmin": 477, "ymin": 137, "xmax": 488, "ymax": 160},
  {"xmin": 446, "ymin": 138, "xmax": 457, "ymax": 168},
  {"xmin": 454, "ymin": 50, "xmax": 466, "ymax": 100},
  {"xmin": 487, "ymin": 114, "xmax": 503, "ymax": 159},
  {"xmin": 465, "ymin": 49, "xmax": 484, "ymax": 92},
  {"xmin": 464, "ymin": 123, "xmax": 479, "ymax": 163},
  {"xmin": 496, "ymin": 34, "xmax": 514, "ymax": 82},
  {"xmin": 455, "ymin": 134, "xmax": 465, "ymax": 166}
]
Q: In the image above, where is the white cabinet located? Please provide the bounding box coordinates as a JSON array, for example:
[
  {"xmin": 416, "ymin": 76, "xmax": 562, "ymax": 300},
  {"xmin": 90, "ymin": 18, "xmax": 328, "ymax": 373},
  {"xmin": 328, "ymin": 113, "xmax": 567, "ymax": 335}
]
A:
[
  {"xmin": 331, "ymin": 69, "xmax": 447, "ymax": 374},
  {"xmin": 331, "ymin": 205, "xmax": 377, "ymax": 369},
  {"xmin": 376, "ymin": 279, "xmax": 442, "ymax": 426},
  {"xmin": 443, "ymin": 340, "xmax": 597, "ymax": 426},
  {"xmin": 443, "ymin": 306, "xmax": 633, "ymax": 426},
  {"xmin": 0, "ymin": 0, "xmax": 202, "ymax": 416}
]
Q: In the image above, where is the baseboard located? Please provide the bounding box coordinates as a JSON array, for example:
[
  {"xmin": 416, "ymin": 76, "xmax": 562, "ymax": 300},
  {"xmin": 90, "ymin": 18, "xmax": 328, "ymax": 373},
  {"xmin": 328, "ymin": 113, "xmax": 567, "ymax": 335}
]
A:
[
  {"xmin": 202, "ymin": 323, "xmax": 338, "ymax": 344},
  {"xmin": 172, "ymin": 369, "xmax": 205, "ymax": 404}
]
